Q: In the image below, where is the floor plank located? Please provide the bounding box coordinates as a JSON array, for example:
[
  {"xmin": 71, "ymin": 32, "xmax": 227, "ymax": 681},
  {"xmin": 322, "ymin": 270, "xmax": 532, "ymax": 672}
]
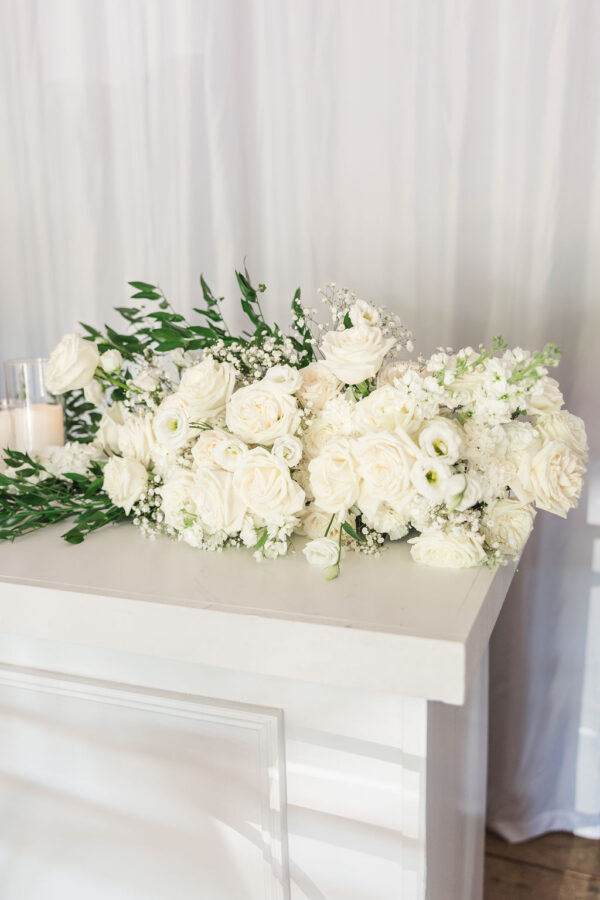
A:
[
  {"xmin": 484, "ymin": 855, "xmax": 600, "ymax": 899},
  {"xmin": 486, "ymin": 831, "xmax": 600, "ymax": 879}
]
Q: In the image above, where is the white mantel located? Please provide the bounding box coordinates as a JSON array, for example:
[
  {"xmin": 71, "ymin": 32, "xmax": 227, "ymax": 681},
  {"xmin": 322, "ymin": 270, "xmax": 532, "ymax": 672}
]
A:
[{"xmin": 0, "ymin": 525, "xmax": 518, "ymax": 900}]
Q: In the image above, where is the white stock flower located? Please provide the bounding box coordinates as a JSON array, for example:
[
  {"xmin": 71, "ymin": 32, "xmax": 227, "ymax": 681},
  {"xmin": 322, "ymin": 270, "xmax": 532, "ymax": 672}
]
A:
[
  {"xmin": 354, "ymin": 431, "xmax": 417, "ymax": 507},
  {"xmin": 321, "ymin": 324, "xmax": 395, "ymax": 385},
  {"xmin": 95, "ymin": 402, "xmax": 126, "ymax": 455},
  {"xmin": 212, "ymin": 434, "xmax": 249, "ymax": 471},
  {"xmin": 529, "ymin": 440, "xmax": 585, "ymax": 517},
  {"xmin": 83, "ymin": 379, "xmax": 104, "ymax": 406},
  {"xmin": 348, "ymin": 299, "xmax": 380, "ymax": 327},
  {"xmin": 263, "ymin": 364, "xmax": 302, "ymax": 394},
  {"xmin": 308, "ymin": 438, "xmax": 360, "ymax": 513},
  {"xmin": 353, "ymin": 386, "xmax": 422, "ymax": 436},
  {"xmin": 226, "ymin": 382, "xmax": 300, "ymax": 445},
  {"xmin": 99, "ymin": 349, "xmax": 123, "ymax": 373},
  {"xmin": 303, "ymin": 537, "xmax": 339, "ymax": 568},
  {"xmin": 178, "ymin": 358, "xmax": 236, "ymax": 423},
  {"xmin": 154, "ymin": 401, "xmax": 189, "ymax": 449},
  {"xmin": 233, "ymin": 448, "xmax": 305, "ymax": 522},
  {"xmin": 45, "ymin": 333, "xmax": 100, "ymax": 394},
  {"xmin": 526, "ymin": 377, "xmax": 564, "ymax": 415},
  {"xmin": 118, "ymin": 413, "xmax": 156, "ymax": 466},
  {"xmin": 193, "ymin": 467, "xmax": 246, "ymax": 535},
  {"xmin": 409, "ymin": 531, "xmax": 486, "ymax": 568},
  {"xmin": 483, "ymin": 499, "xmax": 535, "ymax": 556},
  {"xmin": 534, "ymin": 411, "xmax": 588, "ymax": 461},
  {"xmin": 295, "ymin": 362, "xmax": 342, "ymax": 410},
  {"xmin": 103, "ymin": 456, "xmax": 148, "ymax": 515},
  {"xmin": 272, "ymin": 434, "xmax": 303, "ymax": 468},
  {"xmin": 418, "ymin": 418, "xmax": 463, "ymax": 464},
  {"xmin": 40, "ymin": 442, "xmax": 103, "ymax": 478}
]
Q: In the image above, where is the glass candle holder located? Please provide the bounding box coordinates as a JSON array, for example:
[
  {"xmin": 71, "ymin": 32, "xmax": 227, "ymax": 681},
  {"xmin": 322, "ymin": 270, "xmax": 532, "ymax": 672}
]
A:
[
  {"xmin": 4, "ymin": 358, "xmax": 64, "ymax": 454},
  {"xmin": 0, "ymin": 398, "xmax": 14, "ymax": 452}
]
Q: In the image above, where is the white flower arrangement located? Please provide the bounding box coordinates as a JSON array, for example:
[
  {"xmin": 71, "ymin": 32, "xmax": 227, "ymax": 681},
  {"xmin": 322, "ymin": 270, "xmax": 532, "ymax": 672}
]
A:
[{"xmin": 0, "ymin": 269, "xmax": 587, "ymax": 580}]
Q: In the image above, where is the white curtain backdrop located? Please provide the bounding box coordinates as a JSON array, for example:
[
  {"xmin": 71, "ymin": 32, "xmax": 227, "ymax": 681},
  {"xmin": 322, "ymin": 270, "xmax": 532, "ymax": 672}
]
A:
[{"xmin": 0, "ymin": 0, "xmax": 599, "ymax": 842}]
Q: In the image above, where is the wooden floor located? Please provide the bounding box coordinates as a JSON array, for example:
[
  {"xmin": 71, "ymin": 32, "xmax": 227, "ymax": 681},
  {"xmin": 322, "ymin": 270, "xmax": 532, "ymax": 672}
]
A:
[{"xmin": 485, "ymin": 831, "xmax": 600, "ymax": 899}]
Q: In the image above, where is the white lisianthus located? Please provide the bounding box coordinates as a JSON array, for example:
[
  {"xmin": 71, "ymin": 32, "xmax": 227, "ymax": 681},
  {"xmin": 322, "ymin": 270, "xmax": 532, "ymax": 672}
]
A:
[
  {"xmin": 233, "ymin": 448, "xmax": 305, "ymax": 522},
  {"xmin": 348, "ymin": 299, "xmax": 380, "ymax": 327},
  {"xmin": 272, "ymin": 434, "xmax": 303, "ymax": 468},
  {"xmin": 296, "ymin": 362, "xmax": 342, "ymax": 410},
  {"xmin": 263, "ymin": 364, "xmax": 302, "ymax": 394},
  {"xmin": 212, "ymin": 434, "xmax": 249, "ymax": 472},
  {"xmin": 303, "ymin": 537, "xmax": 339, "ymax": 568},
  {"xmin": 418, "ymin": 417, "xmax": 463, "ymax": 465},
  {"xmin": 321, "ymin": 324, "xmax": 395, "ymax": 385},
  {"xmin": 308, "ymin": 438, "xmax": 360, "ymax": 513},
  {"xmin": 483, "ymin": 499, "xmax": 535, "ymax": 556},
  {"xmin": 529, "ymin": 440, "xmax": 585, "ymax": 517},
  {"xmin": 40, "ymin": 442, "xmax": 103, "ymax": 478},
  {"xmin": 159, "ymin": 467, "xmax": 198, "ymax": 531},
  {"xmin": 526, "ymin": 377, "xmax": 564, "ymax": 415},
  {"xmin": 178, "ymin": 358, "xmax": 236, "ymax": 423},
  {"xmin": 83, "ymin": 379, "xmax": 104, "ymax": 407},
  {"xmin": 191, "ymin": 428, "xmax": 230, "ymax": 469},
  {"xmin": 117, "ymin": 413, "xmax": 156, "ymax": 467},
  {"xmin": 353, "ymin": 386, "xmax": 422, "ymax": 436},
  {"xmin": 133, "ymin": 366, "xmax": 161, "ymax": 393},
  {"xmin": 103, "ymin": 456, "xmax": 148, "ymax": 515},
  {"xmin": 154, "ymin": 401, "xmax": 189, "ymax": 449},
  {"xmin": 410, "ymin": 457, "xmax": 455, "ymax": 501},
  {"xmin": 534, "ymin": 411, "xmax": 588, "ymax": 462},
  {"xmin": 193, "ymin": 467, "xmax": 246, "ymax": 535},
  {"xmin": 45, "ymin": 333, "xmax": 100, "ymax": 394},
  {"xmin": 409, "ymin": 530, "xmax": 486, "ymax": 568},
  {"xmin": 99, "ymin": 349, "xmax": 123, "ymax": 373},
  {"xmin": 354, "ymin": 431, "xmax": 417, "ymax": 507},
  {"xmin": 94, "ymin": 402, "xmax": 126, "ymax": 455},
  {"xmin": 226, "ymin": 382, "xmax": 301, "ymax": 445}
]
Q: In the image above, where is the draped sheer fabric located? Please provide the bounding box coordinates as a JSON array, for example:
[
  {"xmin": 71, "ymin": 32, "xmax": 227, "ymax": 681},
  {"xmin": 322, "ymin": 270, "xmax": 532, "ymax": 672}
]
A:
[{"xmin": 0, "ymin": 0, "xmax": 598, "ymax": 842}]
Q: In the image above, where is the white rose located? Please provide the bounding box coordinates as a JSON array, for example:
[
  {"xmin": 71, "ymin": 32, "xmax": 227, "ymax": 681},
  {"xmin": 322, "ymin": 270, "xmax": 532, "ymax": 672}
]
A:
[
  {"xmin": 94, "ymin": 402, "xmax": 126, "ymax": 455},
  {"xmin": 192, "ymin": 467, "xmax": 246, "ymax": 535},
  {"xmin": 45, "ymin": 333, "xmax": 100, "ymax": 394},
  {"xmin": 529, "ymin": 440, "xmax": 585, "ymax": 517},
  {"xmin": 99, "ymin": 349, "xmax": 123, "ymax": 374},
  {"xmin": 526, "ymin": 377, "xmax": 564, "ymax": 415},
  {"xmin": 353, "ymin": 386, "xmax": 422, "ymax": 436},
  {"xmin": 272, "ymin": 434, "xmax": 303, "ymax": 467},
  {"xmin": 296, "ymin": 362, "xmax": 342, "ymax": 410},
  {"xmin": 159, "ymin": 467, "xmax": 198, "ymax": 531},
  {"xmin": 309, "ymin": 438, "xmax": 360, "ymax": 513},
  {"xmin": 299, "ymin": 505, "xmax": 342, "ymax": 540},
  {"xmin": 191, "ymin": 428, "xmax": 230, "ymax": 469},
  {"xmin": 409, "ymin": 531, "xmax": 486, "ymax": 568},
  {"xmin": 410, "ymin": 457, "xmax": 457, "ymax": 501},
  {"xmin": 418, "ymin": 417, "xmax": 464, "ymax": 464},
  {"xmin": 263, "ymin": 365, "xmax": 302, "ymax": 394},
  {"xmin": 348, "ymin": 299, "xmax": 380, "ymax": 327},
  {"xmin": 133, "ymin": 366, "xmax": 161, "ymax": 393},
  {"xmin": 103, "ymin": 456, "xmax": 148, "ymax": 515},
  {"xmin": 153, "ymin": 401, "xmax": 189, "ymax": 449},
  {"xmin": 321, "ymin": 325, "xmax": 395, "ymax": 385},
  {"xmin": 534, "ymin": 411, "xmax": 588, "ymax": 461},
  {"xmin": 483, "ymin": 499, "xmax": 535, "ymax": 556},
  {"xmin": 233, "ymin": 448, "xmax": 305, "ymax": 522},
  {"xmin": 355, "ymin": 431, "xmax": 417, "ymax": 507},
  {"xmin": 83, "ymin": 379, "xmax": 104, "ymax": 406},
  {"xmin": 212, "ymin": 434, "xmax": 249, "ymax": 472},
  {"xmin": 226, "ymin": 382, "xmax": 300, "ymax": 445},
  {"xmin": 178, "ymin": 358, "xmax": 236, "ymax": 423},
  {"xmin": 303, "ymin": 537, "xmax": 339, "ymax": 568},
  {"xmin": 118, "ymin": 413, "xmax": 156, "ymax": 466}
]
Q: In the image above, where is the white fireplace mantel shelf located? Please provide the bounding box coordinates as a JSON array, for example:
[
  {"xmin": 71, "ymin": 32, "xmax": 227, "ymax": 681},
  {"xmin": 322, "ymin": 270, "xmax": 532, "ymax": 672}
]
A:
[{"xmin": 0, "ymin": 522, "xmax": 515, "ymax": 705}]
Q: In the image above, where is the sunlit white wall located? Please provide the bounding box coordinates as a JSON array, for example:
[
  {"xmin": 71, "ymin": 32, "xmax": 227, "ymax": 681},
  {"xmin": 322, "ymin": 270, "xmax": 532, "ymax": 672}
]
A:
[{"xmin": 0, "ymin": 0, "xmax": 598, "ymax": 840}]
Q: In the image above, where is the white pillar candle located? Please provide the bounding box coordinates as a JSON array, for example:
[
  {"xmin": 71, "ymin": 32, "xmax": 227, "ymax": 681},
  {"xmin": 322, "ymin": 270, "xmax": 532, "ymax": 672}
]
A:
[
  {"xmin": 11, "ymin": 404, "xmax": 64, "ymax": 454},
  {"xmin": 0, "ymin": 409, "xmax": 13, "ymax": 451}
]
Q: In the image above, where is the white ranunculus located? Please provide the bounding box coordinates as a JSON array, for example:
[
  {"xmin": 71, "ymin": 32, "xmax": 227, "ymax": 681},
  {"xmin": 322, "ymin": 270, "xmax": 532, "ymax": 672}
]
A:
[
  {"xmin": 272, "ymin": 434, "xmax": 303, "ymax": 468},
  {"xmin": 353, "ymin": 386, "xmax": 422, "ymax": 437},
  {"xmin": 117, "ymin": 413, "xmax": 156, "ymax": 467},
  {"xmin": 159, "ymin": 467, "xmax": 198, "ymax": 531},
  {"xmin": 83, "ymin": 379, "xmax": 104, "ymax": 406},
  {"xmin": 409, "ymin": 531, "xmax": 486, "ymax": 568},
  {"xmin": 483, "ymin": 498, "xmax": 535, "ymax": 556},
  {"xmin": 40, "ymin": 442, "xmax": 103, "ymax": 478},
  {"xmin": 529, "ymin": 439, "xmax": 585, "ymax": 517},
  {"xmin": 299, "ymin": 504, "xmax": 342, "ymax": 540},
  {"xmin": 534, "ymin": 411, "xmax": 588, "ymax": 462},
  {"xmin": 526, "ymin": 377, "xmax": 564, "ymax": 415},
  {"xmin": 45, "ymin": 333, "xmax": 100, "ymax": 394},
  {"xmin": 308, "ymin": 437, "xmax": 360, "ymax": 513},
  {"xmin": 133, "ymin": 366, "xmax": 161, "ymax": 393},
  {"xmin": 103, "ymin": 456, "xmax": 148, "ymax": 515},
  {"xmin": 226, "ymin": 382, "xmax": 301, "ymax": 446},
  {"xmin": 94, "ymin": 402, "xmax": 126, "ymax": 455},
  {"xmin": 355, "ymin": 431, "xmax": 416, "ymax": 507},
  {"xmin": 191, "ymin": 428, "xmax": 230, "ymax": 469},
  {"xmin": 212, "ymin": 434, "xmax": 249, "ymax": 472},
  {"xmin": 418, "ymin": 417, "xmax": 463, "ymax": 464},
  {"xmin": 193, "ymin": 467, "xmax": 246, "ymax": 535},
  {"xmin": 99, "ymin": 349, "xmax": 123, "ymax": 373},
  {"xmin": 348, "ymin": 299, "xmax": 380, "ymax": 327},
  {"xmin": 178, "ymin": 358, "xmax": 236, "ymax": 423},
  {"xmin": 320, "ymin": 324, "xmax": 396, "ymax": 385},
  {"xmin": 410, "ymin": 456, "xmax": 455, "ymax": 501},
  {"xmin": 303, "ymin": 537, "xmax": 339, "ymax": 568},
  {"xmin": 295, "ymin": 362, "xmax": 342, "ymax": 410},
  {"xmin": 263, "ymin": 364, "xmax": 302, "ymax": 394},
  {"xmin": 233, "ymin": 448, "xmax": 305, "ymax": 522},
  {"xmin": 153, "ymin": 401, "xmax": 189, "ymax": 449}
]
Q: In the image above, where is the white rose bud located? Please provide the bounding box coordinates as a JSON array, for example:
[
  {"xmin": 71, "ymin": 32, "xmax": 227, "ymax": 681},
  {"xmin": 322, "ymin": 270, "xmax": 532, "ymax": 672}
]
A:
[
  {"xmin": 100, "ymin": 349, "xmax": 123, "ymax": 374},
  {"xmin": 103, "ymin": 456, "xmax": 147, "ymax": 515},
  {"xmin": 303, "ymin": 537, "xmax": 339, "ymax": 568},
  {"xmin": 409, "ymin": 531, "xmax": 486, "ymax": 568},
  {"xmin": 263, "ymin": 365, "xmax": 302, "ymax": 394},
  {"xmin": 45, "ymin": 333, "xmax": 100, "ymax": 394},
  {"xmin": 320, "ymin": 324, "xmax": 395, "ymax": 385}
]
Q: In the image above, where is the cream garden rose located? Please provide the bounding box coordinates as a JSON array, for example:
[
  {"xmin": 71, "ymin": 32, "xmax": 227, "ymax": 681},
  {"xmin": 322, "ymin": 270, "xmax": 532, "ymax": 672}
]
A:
[
  {"xmin": 192, "ymin": 467, "xmax": 246, "ymax": 535},
  {"xmin": 309, "ymin": 437, "xmax": 360, "ymax": 513},
  {"xmin": 226, "ymin": 382, "xmax": 301, "ymax": 445},
  {"xmin": 45, "ymin": 333, "xmax": 100, "ymax": 394},
  {"xmin": 295, "ymin": 362, "xmax": 342, "ymax": 409},
  {"xmin": 353, "ymin": 386, "xmax": 420, "ymax": 436},
  {"xmin": 483, "ymin": 499, "xmax": 535, "ymax": 556},
  {"xmin": 321, "ymin": 324, "xmax": 395, "ymax": 385},
  {"xmin": 409, "ymin": 530, "xmax": 486, "ymax": 568},
  {"xmin": 526, "ymin": 376, "xmax": 564, "ymax": 415},
  {"xmin": 191, "ymin": 428, "xmax": 230, "ymax": 469},
  {"xmin": 232, "ymin": 448, "xmax": 305, "ymax": 522},
  {"xmin": 271, "ymin": 434, "xmax": 303, "ymax": 468},
  {"xmin": 354, "ymin": 430, "xmax": 417, "ymax": 507},
  {"xmin": 103, "ymin": 456, "xmax": 148, "ymax": 515},
  {"xmin": 534, "ymin": 411, "xmax": 588, "ymax": 461},
  {"xmin": 529, "ymin": 440, "xmax": 585, "ymax": 517}
]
